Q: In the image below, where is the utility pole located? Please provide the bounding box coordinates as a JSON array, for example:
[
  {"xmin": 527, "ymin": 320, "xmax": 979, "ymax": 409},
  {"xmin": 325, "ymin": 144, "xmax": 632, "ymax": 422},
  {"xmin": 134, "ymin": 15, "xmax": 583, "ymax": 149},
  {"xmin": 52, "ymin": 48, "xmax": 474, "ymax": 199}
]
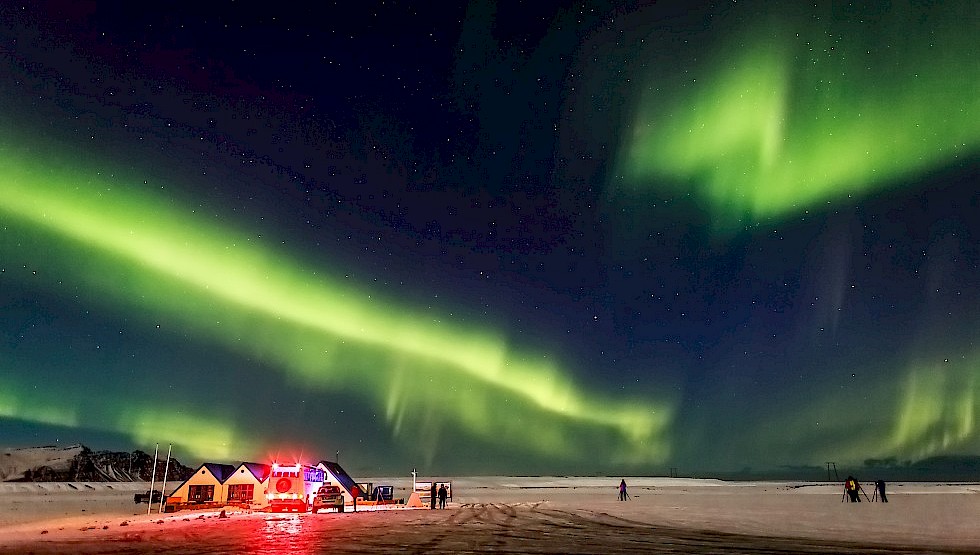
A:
[
  {"xmin": 158, "ymin": 444, "xmax": 172, "ymax": 514},
  {"xmin": 826, "ymin": 462, "xmax": 839, "ymax": 482},
  {"xmin": 147, "ymin": 444, "xmax": 159, "ymax": 516}
]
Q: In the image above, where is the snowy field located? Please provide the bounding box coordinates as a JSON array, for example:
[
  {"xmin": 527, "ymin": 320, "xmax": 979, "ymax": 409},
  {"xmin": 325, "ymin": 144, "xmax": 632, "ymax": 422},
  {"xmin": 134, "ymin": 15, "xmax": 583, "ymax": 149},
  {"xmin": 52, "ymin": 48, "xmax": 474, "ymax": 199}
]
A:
[{"xmin": 1, "ymin": 477, "xmax": 979, "ymax": 553}]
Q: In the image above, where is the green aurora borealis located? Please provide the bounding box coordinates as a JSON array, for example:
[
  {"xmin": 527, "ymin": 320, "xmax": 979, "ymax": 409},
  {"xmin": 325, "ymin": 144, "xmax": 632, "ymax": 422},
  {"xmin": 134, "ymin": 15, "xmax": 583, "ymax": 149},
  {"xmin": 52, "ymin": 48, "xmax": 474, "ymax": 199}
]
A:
[
  {"xmin": 1, "ymin": 0, "xmax": 979, "ymax": 475},
  {"xmin": 621, "ymin": 2, "xmax": 978, "ymax": 224},
  {"xmin": 1, "ymin": 149, "xmax": 671, "ymax": 463}
]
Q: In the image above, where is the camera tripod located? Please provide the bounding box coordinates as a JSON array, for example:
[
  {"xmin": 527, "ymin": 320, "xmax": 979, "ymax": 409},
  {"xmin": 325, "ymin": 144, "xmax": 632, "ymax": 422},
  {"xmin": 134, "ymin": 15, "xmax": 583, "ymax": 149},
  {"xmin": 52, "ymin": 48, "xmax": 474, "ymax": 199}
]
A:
[
  {"xmin": 870, "ymin": 480, "xmax": 888, "ymax": 502},
  {"xmin": 841, "ymin": 484, "xmax": 871, "ymax": 502}
]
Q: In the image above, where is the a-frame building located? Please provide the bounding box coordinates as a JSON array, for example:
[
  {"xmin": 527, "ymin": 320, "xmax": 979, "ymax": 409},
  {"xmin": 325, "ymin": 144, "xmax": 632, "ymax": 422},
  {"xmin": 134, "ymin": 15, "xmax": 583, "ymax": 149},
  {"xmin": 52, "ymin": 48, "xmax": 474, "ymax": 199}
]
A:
[{"xmin": 168, "ymin": 462, "xmax": 236, "ymax": 505}]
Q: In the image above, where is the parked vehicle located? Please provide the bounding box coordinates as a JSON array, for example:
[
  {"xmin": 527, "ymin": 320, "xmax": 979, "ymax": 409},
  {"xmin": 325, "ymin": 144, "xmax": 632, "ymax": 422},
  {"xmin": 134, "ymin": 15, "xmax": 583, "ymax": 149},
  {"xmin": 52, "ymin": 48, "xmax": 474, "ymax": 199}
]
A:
[
  {"xmin": 134, "ymin": 490, "xmax": 163, "ymax": 504},
  {"xmin": 373, "ymin": 485, "xmax": 394, "ymax": 501},
  {"xmin": 312, "ymin": 484, "xmax": 345, "ymax": 513},
  {"xmin": 267, "ymin": 463, "xmax": 326, "ymax": 513}
]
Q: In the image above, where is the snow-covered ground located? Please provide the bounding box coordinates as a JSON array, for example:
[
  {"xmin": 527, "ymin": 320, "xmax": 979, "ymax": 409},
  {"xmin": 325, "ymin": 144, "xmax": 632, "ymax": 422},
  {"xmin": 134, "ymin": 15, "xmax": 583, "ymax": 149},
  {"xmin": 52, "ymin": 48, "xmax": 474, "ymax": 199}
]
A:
[{"xmin": 1, "ymin": 477, "xmax": 978, "ymax": 553}]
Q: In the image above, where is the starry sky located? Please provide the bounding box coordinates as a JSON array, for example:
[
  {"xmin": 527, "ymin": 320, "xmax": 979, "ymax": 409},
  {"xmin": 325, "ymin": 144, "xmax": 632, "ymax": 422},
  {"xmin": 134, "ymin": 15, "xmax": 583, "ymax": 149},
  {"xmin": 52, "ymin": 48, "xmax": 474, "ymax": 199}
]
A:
[{"xmin": 1, "ymin": 1, "xmax": 978, "ymax": 476}]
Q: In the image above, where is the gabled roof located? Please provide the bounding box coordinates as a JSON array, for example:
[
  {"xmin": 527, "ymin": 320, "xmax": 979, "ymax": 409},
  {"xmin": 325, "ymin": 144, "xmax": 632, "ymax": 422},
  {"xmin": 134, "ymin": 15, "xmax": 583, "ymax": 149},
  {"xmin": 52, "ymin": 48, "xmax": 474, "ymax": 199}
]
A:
[
  {"xmin": 166, "ymin": 462, "xmax": 237, "ymax": 499},
  {"xmin": 239, "ymin": 462, "xmax": 272, "ymax": 482},
  {"xmin": 318, "ymin": 460, "xmax": 357, "ymax": 495},
  {"xmin": 203, "ymin": 463, "xmax": 237, "ymax": 483}
]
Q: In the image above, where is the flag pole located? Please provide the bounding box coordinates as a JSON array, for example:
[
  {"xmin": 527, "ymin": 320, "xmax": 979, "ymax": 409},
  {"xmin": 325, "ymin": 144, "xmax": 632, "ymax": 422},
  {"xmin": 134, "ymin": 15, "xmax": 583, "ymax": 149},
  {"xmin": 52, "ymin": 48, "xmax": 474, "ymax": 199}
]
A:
[
  {"xmin": 158, "ymin": 444, "xmax": 172, "ymax": 514},
  {"xmin": 147, "ymin": 443, "xmax": 159, "ymax": 515}
]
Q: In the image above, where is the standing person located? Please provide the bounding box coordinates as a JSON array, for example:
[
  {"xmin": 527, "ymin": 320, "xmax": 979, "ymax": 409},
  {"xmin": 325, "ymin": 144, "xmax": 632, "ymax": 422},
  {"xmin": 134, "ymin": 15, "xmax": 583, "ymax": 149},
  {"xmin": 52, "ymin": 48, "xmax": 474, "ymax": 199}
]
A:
[
  {"xmin": 438, "ymin": 484, "xmax": 448, "ymax": 509},
  {"xmin": 430, "ymin": 482, "xmax": 437, "ymax": 510},
  {"xmin": 844, "ymin": 476, "xmax": 861, "ymax": 502},
  {"xmin": 619, "ymin": 479, "xmax": 628, "ymax": 501},
  {"xmin": 875, "ymin": 479, "xmax": 888, "ymax": 503}
]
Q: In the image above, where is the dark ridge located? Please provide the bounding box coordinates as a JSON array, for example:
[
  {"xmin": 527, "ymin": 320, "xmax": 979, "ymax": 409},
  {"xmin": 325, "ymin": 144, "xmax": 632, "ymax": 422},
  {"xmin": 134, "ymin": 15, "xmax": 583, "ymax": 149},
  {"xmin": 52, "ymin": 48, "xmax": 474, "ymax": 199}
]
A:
[{"xmin": 8, "ymin": 445, "xmax": 194, "ymax": 483}]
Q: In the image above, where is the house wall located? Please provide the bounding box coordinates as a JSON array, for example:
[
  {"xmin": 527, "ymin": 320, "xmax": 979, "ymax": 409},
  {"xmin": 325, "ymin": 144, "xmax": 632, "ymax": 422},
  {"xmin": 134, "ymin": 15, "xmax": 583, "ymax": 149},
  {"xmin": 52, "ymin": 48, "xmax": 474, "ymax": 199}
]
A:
[
  {"xmin": 225, "ymin": 466, "xmax": 269, "ymax": 507},
  {"xmin": 169, "ymin": 467, "xmax": 226, "ymax": 504}
]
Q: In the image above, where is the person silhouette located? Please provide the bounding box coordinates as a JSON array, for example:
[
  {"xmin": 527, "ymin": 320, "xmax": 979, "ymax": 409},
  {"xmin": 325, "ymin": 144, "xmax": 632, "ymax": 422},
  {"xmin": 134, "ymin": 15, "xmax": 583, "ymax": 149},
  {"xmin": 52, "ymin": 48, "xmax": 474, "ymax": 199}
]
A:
[
  {"xmin": 438, "ymin": 484, "xmax": 448, "ymax": 509},
  {"xmin": 844, "ymin": 476, "xmax": 861, "ymax": 502},
  {"xmin": 619, "ymin": 479, "xmax": 628, "ymax": 501}
]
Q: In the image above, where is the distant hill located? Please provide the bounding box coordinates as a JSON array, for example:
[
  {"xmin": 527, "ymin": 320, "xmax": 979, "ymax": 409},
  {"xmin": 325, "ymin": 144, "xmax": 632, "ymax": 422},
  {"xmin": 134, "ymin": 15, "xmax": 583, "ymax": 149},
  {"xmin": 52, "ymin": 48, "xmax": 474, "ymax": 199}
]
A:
[
  {"xmin": 690, "ymin": 456, "xmax": 980, "ymax": 482},
  {"xmin": 1, "ymin": 444, "xmax": 193, "ymax": 482},
  {"xmin": 902, "ymin": 455, "xmax": 980, "ymax": 481}
]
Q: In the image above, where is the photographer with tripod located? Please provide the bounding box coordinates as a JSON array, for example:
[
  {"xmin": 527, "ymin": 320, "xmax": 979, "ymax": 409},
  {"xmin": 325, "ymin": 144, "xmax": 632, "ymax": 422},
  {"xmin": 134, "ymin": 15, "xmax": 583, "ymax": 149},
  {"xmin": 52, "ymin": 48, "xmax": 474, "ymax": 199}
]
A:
[{"xmin": 843, "ymin": 475, "xmax": 870, "ymax": 502}]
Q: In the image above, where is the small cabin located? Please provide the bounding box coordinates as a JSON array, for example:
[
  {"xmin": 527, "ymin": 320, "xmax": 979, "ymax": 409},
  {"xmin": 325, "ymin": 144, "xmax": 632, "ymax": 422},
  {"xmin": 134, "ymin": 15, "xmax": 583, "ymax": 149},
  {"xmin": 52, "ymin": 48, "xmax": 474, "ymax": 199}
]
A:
[
  {"xmin": 167, "ymin": 463, "xmax": 236, "ymax": 507},
  {"xmin": 224, "ymin": 462, "xmax": 272, "ymax": 507}
]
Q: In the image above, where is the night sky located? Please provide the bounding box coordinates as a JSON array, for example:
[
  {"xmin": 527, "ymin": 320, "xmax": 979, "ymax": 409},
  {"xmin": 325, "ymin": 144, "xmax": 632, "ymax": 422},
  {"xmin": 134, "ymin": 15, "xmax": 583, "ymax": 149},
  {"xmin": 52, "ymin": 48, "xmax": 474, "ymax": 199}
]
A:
[{"xmin": 1, "ymin": 1, "xmax": 978, "ymax": 476}]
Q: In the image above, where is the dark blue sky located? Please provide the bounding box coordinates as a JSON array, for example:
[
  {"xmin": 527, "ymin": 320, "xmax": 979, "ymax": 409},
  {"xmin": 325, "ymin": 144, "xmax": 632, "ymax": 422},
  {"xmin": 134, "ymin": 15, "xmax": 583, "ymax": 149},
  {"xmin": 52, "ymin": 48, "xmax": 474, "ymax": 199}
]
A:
[{"xmin": 1, "ymin": 1, "xmax": 978, "ymax": 476}]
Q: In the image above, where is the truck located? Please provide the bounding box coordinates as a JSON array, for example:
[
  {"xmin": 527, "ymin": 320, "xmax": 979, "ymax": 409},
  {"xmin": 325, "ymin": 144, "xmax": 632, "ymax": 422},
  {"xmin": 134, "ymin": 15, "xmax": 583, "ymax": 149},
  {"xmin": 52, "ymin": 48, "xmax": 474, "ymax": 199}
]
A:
[
  {"xmin": 373, "ymin": 485, "xmax": 394, "ymax": 502},
  {"xmin": 266, "ymin": 463, "xmax": 325, "ymax": 513}
]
